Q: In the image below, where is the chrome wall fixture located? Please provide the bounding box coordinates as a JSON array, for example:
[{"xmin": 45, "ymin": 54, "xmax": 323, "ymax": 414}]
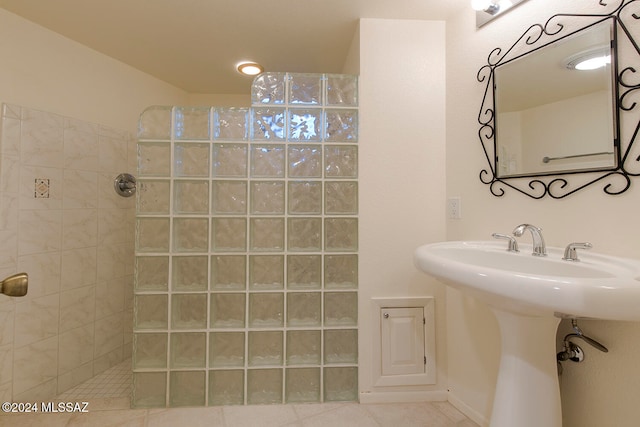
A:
[
  {"xmin": 114, "ymin": 173, "xmax": 137, "ymax": 197},
  {"xmin": 473, "ymin": 0, "xmax": 531, "ymax": 28},
  {"xmin": 477, "ymin": 0, "xmax": 640, "ymax": 199}
]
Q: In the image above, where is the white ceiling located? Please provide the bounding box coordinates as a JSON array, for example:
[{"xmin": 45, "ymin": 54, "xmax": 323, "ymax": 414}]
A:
[{"xmin": 0, "ymin": 0, "xmax": 469, "ymax": 94}]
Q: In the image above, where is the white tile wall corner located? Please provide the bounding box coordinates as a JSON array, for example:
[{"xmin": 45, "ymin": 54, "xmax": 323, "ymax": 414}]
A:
[{"xmin": 0, "ymin": 103, "xmax": 135, "ymax": 401}]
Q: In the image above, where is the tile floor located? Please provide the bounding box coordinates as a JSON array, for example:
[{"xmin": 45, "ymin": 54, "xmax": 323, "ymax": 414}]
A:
[
  {"xmin": 0, "ymin": 359, "xmax": 480, "ymax": 426},
  {"xmin": 57, "ymin": 359, "xmax": 132, "ymax": 400}
]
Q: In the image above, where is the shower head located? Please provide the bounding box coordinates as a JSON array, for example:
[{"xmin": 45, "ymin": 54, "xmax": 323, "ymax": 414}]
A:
[{"xmin": 0, "ymin": 273, "xmax": 28, "ymax": 297}]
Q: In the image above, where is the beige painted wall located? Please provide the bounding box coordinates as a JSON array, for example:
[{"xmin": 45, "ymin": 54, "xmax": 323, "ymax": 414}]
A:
[
  {"xmin": 446, "ymin": 0, "xmax": 640, "ymax": 426},
  {"xmin": 0, "ymin": 8, "xmax": 187, "ymax": 133},
  {"xmin": 357, "ymin": 18, "xmax": 448, "ymax": 399},
  {"xmin": 188, "ymin": 93, "xmax": 251, "ymax": 107}
]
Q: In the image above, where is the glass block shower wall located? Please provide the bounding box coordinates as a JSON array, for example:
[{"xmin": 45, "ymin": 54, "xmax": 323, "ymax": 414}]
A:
[{"xmin": 133, "ymin": 73, "xmax": 358, "ymax": 407}]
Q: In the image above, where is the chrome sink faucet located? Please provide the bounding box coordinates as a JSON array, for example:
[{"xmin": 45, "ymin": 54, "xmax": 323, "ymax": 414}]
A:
[{"xmin": 513, "ymin": 223, "xmax": 547, "ymax": 256}]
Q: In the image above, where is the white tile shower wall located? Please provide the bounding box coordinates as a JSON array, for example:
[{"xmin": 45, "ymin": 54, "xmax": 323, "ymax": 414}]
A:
[{"xmin": 0, "ymin": 103, "xmax": 135, "ymax": 402}]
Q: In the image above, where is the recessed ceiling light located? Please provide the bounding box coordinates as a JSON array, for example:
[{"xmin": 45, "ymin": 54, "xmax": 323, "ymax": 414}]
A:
[{"xmin": 237, "ymin": 62, "xmax": 264, "ymax": 76}]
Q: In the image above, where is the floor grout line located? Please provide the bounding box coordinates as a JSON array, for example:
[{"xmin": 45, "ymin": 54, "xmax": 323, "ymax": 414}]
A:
[{"xmin": 57, "ymin": 359, "xmax": 132, "ymax": 400}]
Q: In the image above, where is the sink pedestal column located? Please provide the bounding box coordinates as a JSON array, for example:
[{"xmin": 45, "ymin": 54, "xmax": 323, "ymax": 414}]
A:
[{"xmin": 490, "ymin": 309, "xmax": 562, "ymax": 427}]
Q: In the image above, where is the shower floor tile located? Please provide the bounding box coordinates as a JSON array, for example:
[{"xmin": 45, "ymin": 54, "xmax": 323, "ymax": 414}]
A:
[{"xmin": 57, "ymin": 359, "xmax": 132, "ymax": 400}]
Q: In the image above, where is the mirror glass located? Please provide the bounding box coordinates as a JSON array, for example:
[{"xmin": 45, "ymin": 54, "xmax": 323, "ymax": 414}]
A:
[{"xmin": 494, "ymin": 19, "xmax": 616, "ymax": 178}]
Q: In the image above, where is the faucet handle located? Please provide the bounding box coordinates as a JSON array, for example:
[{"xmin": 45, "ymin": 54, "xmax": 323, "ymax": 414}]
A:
[
  {"xmin": 492, "ymin": 233, "xmax": 519, "ymax": 253},
  {"xmin": 562, "ymin": 242, "xmax": 592, "ymax": 262}
]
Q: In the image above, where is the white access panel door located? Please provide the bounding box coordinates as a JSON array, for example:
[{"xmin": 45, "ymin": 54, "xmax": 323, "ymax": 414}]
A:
[{"xmin": 380, "ymin": 307, "xmax": 425, "ymax": 376}]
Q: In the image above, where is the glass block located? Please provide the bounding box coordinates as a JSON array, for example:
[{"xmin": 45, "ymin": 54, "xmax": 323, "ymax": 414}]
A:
[
  {"xmin": 325, "ymin": 181, "xmax": 358, "ymax": 214},
  {"xmin": 135, "ymin": 256, "xmax": 169, "ymax": 291},
  {"xmin": 171, "ymin": 294, "xmax": 207, "ymax": 329},
  {"xmin": 132, "ymin": 372, "xmax": 166, "ymax": 408},
  {"xmin": 287, "ymin": 255, "xmax": 321, "ymax": 289},
  {"xmin": 174, "ymin": 142, "xmax": 210, "ymax": 177},
  {"xmin": 214, "ymin": 107, "xmax": 248, "ymax": 140},
  {"xmin": 210, "ymin": 293, "xmax": 246, "ymax": 328},
  {"xmin": 174, "ymin": 180, "xmax": 209, "ymax": 214},
  {"xmin": 289, "ymin": 109, "xmax": 322, "ymax": 141},
  {"xmin": 288, "ymin": 145, "xmax": 322, "ymax": 178},
  {"xmin": 251, "ymin": 108, "xmax": 286, "ymax": 141},
  {"xmin": 212, "ymin": 218, "xmax": 247, "ymax": 252},
  {"xmin": 169, "ymin": 371, "xmax": 206, "ymax": 407},
  {"xmin": 286, "ymin": 330, "xmax": 321, "ymax": 365},
  {"xmin": 175, "ymin": 106, "xmax": 210, "ymax": 140},
  {"xmin": 286, "ymin": 368, "xmax": 320, "ymax": 403},
  {"xmin": 172, "ymin": 256, "xmax": 207, "ymax": 291},
  {"xmin": 288, "ymin": 181, "xmax": 322, "ymax": 215},
  {"xmin": 210, "ymin": 332, "xmax": 245, "ymax": 368},
  {"xmin": 324, "ymin": 329, "xmax": 358, "ymax": 364},
  {"xmin": 326, "ymin": 75, "xmax": 358, "ymax": 107},
  {"xmin": 134, "ymin": 294, "xmax": 168, "ymax": 330},
  {"xmin": 251, "ymin": 72, "xmax": 286, "ymax": 105},
  {"xmin": 325, "ymin": 109, "xmax": 358, "ymax": 142},
  {"xmin": 324, "ymin": 367, "xmax": 358, "ymax": 402},
  {"xmin": 250, "ymin": 144, "xmax": 285, "ymax": 178},
  {"xmin": 173, "ymin": 218, "xmax": 209, "ymax": 252},
  {"xmin": 209, "ymin": 370, "xmax": 244, "ymax": 405},
  {"xmin": 289, "ymin": 73, "xmax": 322, "ymax": 105},
  {"xmin": 324, "ymin": 255, "xmax": 358, "ymax": 289},
  {"xmin": 325, "ymin": 218, "xmax": 358, "ymax": 251},
  {"xmin": 170, "ymin": 332, "xmax": 206, "ymax": 368},
  {"xmin": 212, "ymin": 144, "xmax": 248, "ymax": 177},
  {"xmin": 287, "ymin": 218, "xmax": 321, "ymax": 251},
  {"xmin": 138, "ymin": 106, "xmax": 172, "ymax": 140},
  {"xmin": 324, "ymin": 145, "xmax": 358, "ymax": 178},
  {"xmin": 249, "ymin": 293, "xmax": 283, "ymax": 327},
  {"xmin": 249, "ymin": 255, "xmax": 284, "ymax": 290},
  {"xmin": 324, "ymin": 292, "xmax": 358, "ymax": 327},
  {"xmin": 137, "ymin": 180, "xmax": 170, "ymax": 214},
  {"xmin": 250, "ymin": 218, "xmax": 284, "ymax": 252},
  {"xmin": 137, "ymin": 218, "xmax": 170, "ymax": 252},
  {"xmin": 247, "ymin": 369, "xmax": 282, "ymax": 405},
  {"xmin": 211, "ymin": 255, "xmax": 246, "ymax": 290},
  {"xmin": 248, "ymin": 331, "xmax": 283, "ymax": 366},
  {"xmin": 250, "ymin": 181, "xmax": 284, "ymax": 214},
  {"xmin": 138, "ymin": 142, "xmax": 171, "ymax": 177},
  {"xmin": 287, "ymin": 293, "xmax": 321, "ymax": 327},
  {"xmin": 133, "ymin": 333, "xmax": 167, "ymax": 369},
  {"xmin": 212, "ymin": 181, "xmax": 247, "ymax": 214}
]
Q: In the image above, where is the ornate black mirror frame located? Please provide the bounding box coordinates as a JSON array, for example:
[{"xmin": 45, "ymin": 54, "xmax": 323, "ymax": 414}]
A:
[{"xmin": 478, "ymin": 0, "xmax": 640, "ymax": 199}]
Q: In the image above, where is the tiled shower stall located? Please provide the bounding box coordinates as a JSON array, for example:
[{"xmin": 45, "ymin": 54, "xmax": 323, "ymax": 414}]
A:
[
  {"xmin": 0, "ymin": 104, "xmax": 134, "ymax": 401},
  {"xmin": 133, "ymin": 73, "xmax": 359, "ymax": 407}
]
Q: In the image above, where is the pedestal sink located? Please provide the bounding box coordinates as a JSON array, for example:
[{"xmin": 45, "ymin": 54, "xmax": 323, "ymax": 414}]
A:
[{"xmin": 414, "ymin": 240, "xmax": 640, "ymax": 427}]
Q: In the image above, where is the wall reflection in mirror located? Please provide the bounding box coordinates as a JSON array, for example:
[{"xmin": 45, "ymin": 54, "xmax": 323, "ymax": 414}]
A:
[
  {"xmin": 477, "ymin": 0, "xmax": 640, "ymax": 199},
  {"xmin": 495, "ymin": 19, "xmax": 616, "ymax": 178}
]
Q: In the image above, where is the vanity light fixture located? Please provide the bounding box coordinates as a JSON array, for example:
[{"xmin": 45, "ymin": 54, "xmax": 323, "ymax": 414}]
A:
[
  {"xmin": 472, "ymin": 0, "xmax": 501, "ymax": 15},
  {"xmin": 473, "ymin": 0, "xmax": 526, "ymax": 28},
  {"xmin": 565, "ymin": 49, "xmax": 611, "ymax": 71},
  {"xmin": 236, "ymin": 61, "xmax": 264, "ymax": 76}
]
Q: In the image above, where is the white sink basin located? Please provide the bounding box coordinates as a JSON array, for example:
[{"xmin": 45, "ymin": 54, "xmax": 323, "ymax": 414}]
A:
[
  {"xmin": 414, "ymin": 240, "xmax": 640, "ymax": 321},
  {"xmin": 414, "ymin": 240, "xmax": 640, "ymax": 427}
]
